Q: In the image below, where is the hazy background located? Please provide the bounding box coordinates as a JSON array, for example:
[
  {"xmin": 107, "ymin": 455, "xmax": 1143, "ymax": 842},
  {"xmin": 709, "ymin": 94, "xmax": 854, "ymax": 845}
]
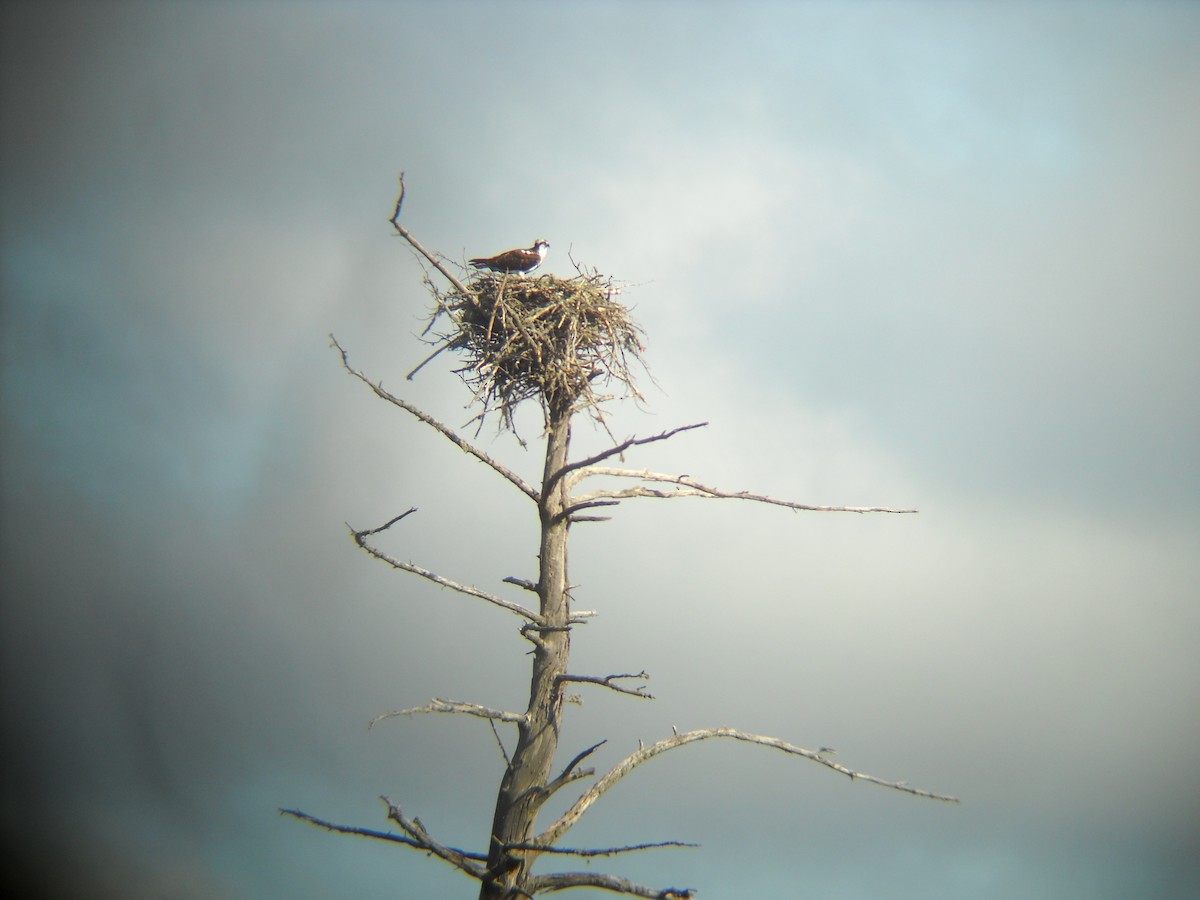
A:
[{"xmin": 3, "ymin": 2, "xmax": 1198, "ymax": 897}]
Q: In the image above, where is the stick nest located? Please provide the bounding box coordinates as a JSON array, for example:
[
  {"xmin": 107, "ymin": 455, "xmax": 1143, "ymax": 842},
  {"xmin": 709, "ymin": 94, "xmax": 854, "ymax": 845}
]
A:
[{"xmin": 426, "ymin": 270, "xmax": 646, "ymax": 429}]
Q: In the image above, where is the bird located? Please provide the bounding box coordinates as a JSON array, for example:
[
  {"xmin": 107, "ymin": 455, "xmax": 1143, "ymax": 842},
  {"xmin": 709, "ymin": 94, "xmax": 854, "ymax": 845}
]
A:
[{"xmin": 468, "ymin": 239, "xmax": 550, "ymax": 275}]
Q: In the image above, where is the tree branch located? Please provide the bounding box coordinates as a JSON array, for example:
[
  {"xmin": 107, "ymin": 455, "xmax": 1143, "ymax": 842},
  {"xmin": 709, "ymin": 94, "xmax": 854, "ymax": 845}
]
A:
[
  {"xmin": 331, "ymin": 334, "xmax": 539, "ymax": 502},
  {"xmin": 520, "ymin": 622, "xmax": 549, "ymax": 653},
  {"xmin": 405, "ymin": 340, "xmax": 455, "ymax": 381},
  {"xmin": 489, "ymin": 717, "xmax": 513, "ymax": 768},
  {"xmin": 543, "ymin": 739, "xmax": 606, "ymax": 800},
  {"xmin": 554, "ymin": 498, "xmax": 621, "ymax": 524},
  {"xmin": 388, "ymin": 173, "xmax": 473, "ymax": 297},
  {"xmin": 381, "ymin": 796, "xmax": 489, "ymax": 879},
  {"xmin": 279, "ymin": 807, "xmax": 428, "ymax": 851},
  {"xmin": 351, "ymin": 519, "xmax": 543, "ymax": 623},
  {"xmin": 547, "ymin": 423, "xmax": 708, "ymax": 495},
  {"xmin": 354, "ymin": 506, "xmax": 420, "ymax": 535},
  {"xmin": 368, "ymin": 698, "xmax": 528, "ymax": 730},
  {"xmin": 528, "ymin": 872, "xmax": 694, "ymax": 898},
  {"xmin": 539, "ymin": 727, "xmax": 958, "ymax": 847},
  {"xmin": 280, "ymin": 803, "xmax": 489, "ymax": 874},
  {"xmin": 503, "ymin": 576, "xmax": 539, "ymax": 593},
  {"xmin": 506, "ymin": 840, "xmax": 697, "ymax": 857},
  {"xmin": 558, "ymin": 672, "xmax": 653, "ymax": 700},
  {"xmin": 570, "ymin": 469, "xmax": 919, "ymax": 514}
]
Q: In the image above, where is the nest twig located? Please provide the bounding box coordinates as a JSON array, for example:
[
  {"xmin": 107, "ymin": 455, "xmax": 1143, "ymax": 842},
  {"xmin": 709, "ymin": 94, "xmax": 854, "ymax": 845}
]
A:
[{"xmin": 419, "ymin": 266, "xmax": 646, "ymax": 430}]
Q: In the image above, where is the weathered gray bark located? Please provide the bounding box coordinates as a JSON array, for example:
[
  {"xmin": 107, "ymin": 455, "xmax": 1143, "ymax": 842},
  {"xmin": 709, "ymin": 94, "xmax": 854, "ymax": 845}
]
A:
[
  {"xmin": 282, "ymin": 183, "xmax": 957, "ymax": 898},
  {"xmin": 480, "ymin": 399, "xmax": 572, "ymax": 899}
]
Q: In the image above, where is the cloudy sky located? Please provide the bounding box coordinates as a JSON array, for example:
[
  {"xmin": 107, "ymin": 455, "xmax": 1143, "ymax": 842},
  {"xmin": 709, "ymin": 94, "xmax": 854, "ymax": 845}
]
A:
[{"xmin": 2, "ymin": 1, "xmax": 1198, "ymax": 897}]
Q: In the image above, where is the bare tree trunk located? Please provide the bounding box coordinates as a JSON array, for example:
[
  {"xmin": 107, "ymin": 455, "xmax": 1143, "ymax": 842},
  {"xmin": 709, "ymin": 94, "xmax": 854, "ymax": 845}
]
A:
[
  {"xmin": 481, "ymin": 399, "xmax": 572, "ymax": 899},
  {"xmin": 283, "ymin": 185, "xmax": 957, "ymax": 899}
]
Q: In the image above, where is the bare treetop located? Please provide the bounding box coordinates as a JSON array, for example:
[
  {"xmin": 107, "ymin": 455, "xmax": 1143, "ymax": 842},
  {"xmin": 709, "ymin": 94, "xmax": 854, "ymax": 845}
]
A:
[
  {"xmin": 389, "ymin": 174, "xmax": 646, "ymax": 430},
  {"xmin": 287, "ymin": 176, "xmax": 954, "ymax": 900}
]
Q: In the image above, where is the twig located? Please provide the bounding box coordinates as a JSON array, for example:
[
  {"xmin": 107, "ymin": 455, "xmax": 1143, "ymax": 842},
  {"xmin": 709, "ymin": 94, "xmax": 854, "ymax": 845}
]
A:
[
  {"xmin": 558, "ymin": 672, "xmax": 653, "ymax": 699},
  {"xmin": 351, "ymin": 522, "xmax": 543, "ymax": 623},
  {"xmin": 547, "ymin": 423, "xmax": 708, "ymax": 495},
  {"xmin": 528, "ymin": 872, "xmax": 694, "ymax": 898},
  {"xmin": 279, "ymin": 807, "xmax": 426, "ymax": 850},
  {"xmin": 505, "ymin": 840, "xmax": 697, "ymax": 857},
  {"xmin": 503, "ymin": 576, "xmax": 539, "ymax": 593},
  {"xmin": 520, "ymin": 622, "xmax": 549, "ymax": 652},
  {"xmin": 382, "ymin": 796, "xmax": 488, "ymax": 879},
  {"xmin": 280, "ymin": 804, "xmax": 488, "ymax": 870},
  {"xmin": 331, "ymin": 335, "xmax": 539, "ymax": 502},
  {"xmin": 405, "ymin": 340, "xmax": 454, "ymax": 381},
  {"xmin": 368, "ymin": 698, "xmax": 528, "ymax": 730},
  {"xmin": 569, "ymin": 468, "xmax": 919, "ymax": 514},
  {"xmin": 554, "ymin": 498, "xmax": 621, "ymax": 524},
  {"xmin": 388, "ymin": 174, "xmax": 472, "ymax": 297},
  {"xmin": 543, "ymin": 739, "xmax": 607, "ymax": 800},
  {"xmin": 356, "ymin": 507, "xmax": 418, "ymax": 537},
  {"xmin": 539, "ymin": 726, "xmax": 958, "ymax": 847},
  {"xmin": 489, "ymin": 717, "xmax": 512, "ymax": 768}
]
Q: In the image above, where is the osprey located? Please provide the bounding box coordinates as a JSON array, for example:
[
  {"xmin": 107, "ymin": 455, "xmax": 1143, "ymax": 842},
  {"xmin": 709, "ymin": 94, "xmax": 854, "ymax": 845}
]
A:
[{"xmin": 469, "ymin": 240, "xmax": 550, "ymax": 275}]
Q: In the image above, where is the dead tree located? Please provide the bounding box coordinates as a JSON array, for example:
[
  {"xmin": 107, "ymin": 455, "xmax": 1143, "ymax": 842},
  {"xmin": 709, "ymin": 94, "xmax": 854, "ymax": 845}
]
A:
[{"xmin": 283, "ymin": 178, "xmax": 957, "ymax": 899}]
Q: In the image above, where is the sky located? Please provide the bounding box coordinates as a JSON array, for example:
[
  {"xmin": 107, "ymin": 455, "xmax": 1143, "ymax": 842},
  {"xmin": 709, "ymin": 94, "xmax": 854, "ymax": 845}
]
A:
[{"xmin": 2, "ymin": 1, "xmax": 1199, "ymax": 897}]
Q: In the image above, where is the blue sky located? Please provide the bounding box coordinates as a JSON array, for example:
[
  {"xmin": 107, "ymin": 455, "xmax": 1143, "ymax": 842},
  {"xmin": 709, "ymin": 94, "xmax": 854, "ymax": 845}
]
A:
[{"xmin": 2, "ymin": 2, "xmax": 1198, "ymax": 897}]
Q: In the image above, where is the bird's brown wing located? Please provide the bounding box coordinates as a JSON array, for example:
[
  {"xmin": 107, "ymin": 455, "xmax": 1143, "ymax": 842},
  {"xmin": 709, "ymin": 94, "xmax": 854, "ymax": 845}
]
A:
[{"xmin": 470, "ymin": 248, "xmax": 538, "ymax": 271}]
